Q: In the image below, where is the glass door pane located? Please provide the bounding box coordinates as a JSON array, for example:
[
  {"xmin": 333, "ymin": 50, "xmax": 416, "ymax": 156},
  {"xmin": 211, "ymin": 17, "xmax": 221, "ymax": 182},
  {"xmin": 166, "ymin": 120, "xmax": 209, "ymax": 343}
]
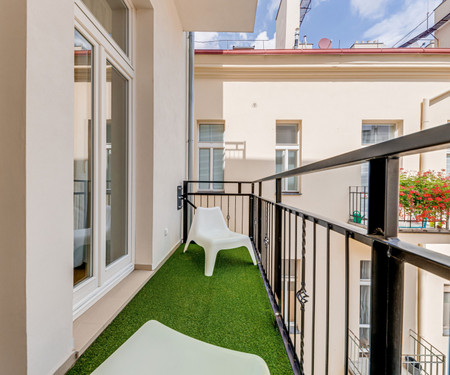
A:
[
  {"xmin": 199, "ymin": 148, "xmax": 210, "ymax": 190},
  {"xmin": 74, "ymin": 29, "xmax": 94, "ymax": 286},
  {"xmin": 212, "ymin": 148, "xmax": 224, "ymax": 190},
  {"xmin": 106, "ymin": 60, "xmax": 128, "ymax": 266}
]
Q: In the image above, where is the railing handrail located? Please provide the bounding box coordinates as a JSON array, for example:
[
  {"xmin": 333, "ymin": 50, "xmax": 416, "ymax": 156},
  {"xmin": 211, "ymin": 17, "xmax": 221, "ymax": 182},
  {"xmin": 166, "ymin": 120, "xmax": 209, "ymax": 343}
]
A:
[
  {"xmin": 255, "ymin": 123, "xmax": 450, "ymax": 183},
  {"xmin": 409, "ymin": 329, "xmax": 446, "ymax": 357}
]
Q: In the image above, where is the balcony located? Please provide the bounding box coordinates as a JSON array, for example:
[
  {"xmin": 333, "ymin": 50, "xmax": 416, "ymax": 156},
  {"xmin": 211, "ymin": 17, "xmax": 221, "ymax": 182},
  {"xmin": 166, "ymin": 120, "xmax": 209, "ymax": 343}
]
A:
[{"xmin": 68, "ymin": 125, "xmax": 450, "ymax": 374}]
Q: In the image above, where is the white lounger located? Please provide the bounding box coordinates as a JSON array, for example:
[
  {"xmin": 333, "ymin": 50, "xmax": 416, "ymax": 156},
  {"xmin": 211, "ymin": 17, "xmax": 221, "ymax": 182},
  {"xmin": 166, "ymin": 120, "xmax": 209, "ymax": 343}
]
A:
[
  {"xmin": 92, "ymin": 320, "xmax": 270, "ymax": 375},
  {"xmin": 184, "ymin": 207, "xmax": 257, "ymax": 276}
]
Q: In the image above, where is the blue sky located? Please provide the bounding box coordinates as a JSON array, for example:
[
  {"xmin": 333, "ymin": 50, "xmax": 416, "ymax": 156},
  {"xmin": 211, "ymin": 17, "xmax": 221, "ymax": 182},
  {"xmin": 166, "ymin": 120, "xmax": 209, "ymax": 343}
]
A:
[{"xmin": 195, "ymin": 0, "xmax": 442, "ymax": 49}]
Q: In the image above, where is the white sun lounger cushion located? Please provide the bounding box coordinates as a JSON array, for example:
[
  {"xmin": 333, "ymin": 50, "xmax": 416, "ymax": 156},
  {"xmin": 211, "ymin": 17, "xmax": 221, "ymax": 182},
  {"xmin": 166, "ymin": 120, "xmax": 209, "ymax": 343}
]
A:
[{"xmin": 92, "ymin": 320, "xmax": 270, "ymax": 375}]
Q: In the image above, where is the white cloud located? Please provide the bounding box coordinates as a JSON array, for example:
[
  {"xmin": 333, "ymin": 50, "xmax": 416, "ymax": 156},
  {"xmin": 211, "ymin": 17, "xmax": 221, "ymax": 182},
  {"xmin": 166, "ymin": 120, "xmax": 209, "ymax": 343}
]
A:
[
  {"xmin": 254, "ymin": 31, "xmax": 276, "ymax": 49},
  {"xmin": 362, "ymin": 0, "xmax": 441, "ymax": 47},
  {"xmin": 194, "ymin": 32, "xmax": 220, "ymax": 49},
  {"xmin": 350, "ymin": 0, "xmax": 390, "ymax": 19}
]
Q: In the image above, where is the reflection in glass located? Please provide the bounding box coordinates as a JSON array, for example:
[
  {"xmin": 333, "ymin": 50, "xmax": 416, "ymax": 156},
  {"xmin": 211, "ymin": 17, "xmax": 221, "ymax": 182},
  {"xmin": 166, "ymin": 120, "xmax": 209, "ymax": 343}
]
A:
[
  {"xmin": 81, "ymin": 0, "xmax": 128, "ymax": 55},
  {"xmin": 106, "ymin": 61, "xmax": 128, "ymax": 266},
  {"xmin": 74, "ymin": 29, "xmax": 93, "ymax": 286},
  {"xmin": 199, "ymin": 149, "xmax": 210, "ymax": 190}
]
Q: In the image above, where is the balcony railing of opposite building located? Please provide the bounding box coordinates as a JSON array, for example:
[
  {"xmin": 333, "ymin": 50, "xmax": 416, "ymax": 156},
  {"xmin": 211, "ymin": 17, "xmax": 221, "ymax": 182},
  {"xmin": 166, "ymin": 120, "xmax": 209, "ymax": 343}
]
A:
[
  {"xmin": 181, "ymin": 123, "xmax": 450, "ymax": 375},
  {"xmin": 349, "ymin": 186, "xmax": 450, "ymax": 231}
]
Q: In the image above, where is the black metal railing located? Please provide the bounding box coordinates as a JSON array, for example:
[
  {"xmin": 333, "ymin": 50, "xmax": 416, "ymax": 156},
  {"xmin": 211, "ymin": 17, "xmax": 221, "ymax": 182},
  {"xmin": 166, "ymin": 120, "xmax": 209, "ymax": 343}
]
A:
[
  {"xmin": 349, "ymin": 186, "xmax": 450, "ymax": 230},
  {"xmin": 181, "ymin": 123, "xmax": 450, "ymax": 375}
]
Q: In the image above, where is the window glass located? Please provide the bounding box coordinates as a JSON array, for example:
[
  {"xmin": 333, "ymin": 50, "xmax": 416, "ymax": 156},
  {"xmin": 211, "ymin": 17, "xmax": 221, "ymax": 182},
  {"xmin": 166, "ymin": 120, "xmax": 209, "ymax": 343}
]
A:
[
  {"xmin": 446, "ymin": 150, "xmax": 450, "ymax": 176},
  {"xmin": 360, "ymin": 260, "xmax": 371, "ymax": 279},
  {"xmin": 276, "ymin": 150, "xmax": 283, "ymax": 174},
  {"xmin": 276, "ymin": 124, "xmax": 297, "ymax": 144},
  {"xmin": 106, "ymin": 60, "xmax": 128, "ymax": 266},
  {"xmin": 199, "ymin": 149, "xmax": 210, "ymax": 190},
  {"xmin": 362, "ymin": 124, "xmax": 395, "ymax": 145},
  {"xmin": 81, "ymin": 0, "xmax": 128, "ymax": 55},
  {"xmin": 74, "ymin": 29, "xmax": 93, "ymax": 286},
  {"xmin": 199, "ymin": 124, "xmax": 224, "ymax": 142}
]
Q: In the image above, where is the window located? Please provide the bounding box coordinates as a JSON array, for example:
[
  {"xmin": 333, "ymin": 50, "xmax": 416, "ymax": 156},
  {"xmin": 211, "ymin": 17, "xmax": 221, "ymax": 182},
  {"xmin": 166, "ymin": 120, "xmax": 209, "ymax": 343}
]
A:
[
  {"xmin": 74, "ymin": 0, "xmax": 134, "ymax": 314},
  {"xmin": 446, "ymin": 149, "xmax": 450, "ymax": 176},
  {"xmin": 198, "ymin": 124, "xmax": 224, "ymax": 190},
  {"xmin": 444, "ymin": 285, "xmax": 450, "ymax": 336},
  {"xmin": 360, "ymin": 260, "xmax": 371, "ymax": 346},
  {"xmin": 361, "ymin": 123, "xmax": 397, "ymax": 186},
  {"xmin": 276, "ymin": 124, "xmax": 300, "ymax": 192},
  {"xmin": 80, "ymin": 0, "xmax": 129, "ymax": 55}
]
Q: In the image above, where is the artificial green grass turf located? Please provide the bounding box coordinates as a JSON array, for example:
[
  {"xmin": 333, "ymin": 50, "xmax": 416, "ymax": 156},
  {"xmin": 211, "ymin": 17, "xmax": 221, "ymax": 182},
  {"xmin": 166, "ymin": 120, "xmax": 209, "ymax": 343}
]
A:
[{"xmin": 67, "ymin": 244, "xmax": 292, "ymax": 374}]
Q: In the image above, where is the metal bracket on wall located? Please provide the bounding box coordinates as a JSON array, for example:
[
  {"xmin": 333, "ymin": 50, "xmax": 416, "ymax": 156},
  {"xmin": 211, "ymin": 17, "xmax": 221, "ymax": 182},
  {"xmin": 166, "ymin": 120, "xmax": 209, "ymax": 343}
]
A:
[{"xmin": 177, "ymin": 185, "xmax": 183, "ymax": 210}]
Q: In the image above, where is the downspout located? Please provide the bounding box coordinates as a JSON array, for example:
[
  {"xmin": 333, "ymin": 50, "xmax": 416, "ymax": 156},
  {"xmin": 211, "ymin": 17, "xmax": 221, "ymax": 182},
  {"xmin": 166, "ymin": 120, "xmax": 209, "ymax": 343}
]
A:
[
  {"xmin": 187, "ymin": 32, "xmax": 195, "ymax": 228},
  {"xmin": 419, "ymin": 98, "xmax": 430, "ymax": 171},
  {"xmin": 188, "ymin": 32, "xmax": 194, "ymax": 181}
]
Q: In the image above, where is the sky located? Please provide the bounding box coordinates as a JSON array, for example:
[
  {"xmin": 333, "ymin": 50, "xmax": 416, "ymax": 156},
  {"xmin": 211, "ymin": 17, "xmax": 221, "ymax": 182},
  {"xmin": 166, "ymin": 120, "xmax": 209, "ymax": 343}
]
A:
[{"xmin": 195, "ymin": 0, "xmax": 442, "ymax": 49}]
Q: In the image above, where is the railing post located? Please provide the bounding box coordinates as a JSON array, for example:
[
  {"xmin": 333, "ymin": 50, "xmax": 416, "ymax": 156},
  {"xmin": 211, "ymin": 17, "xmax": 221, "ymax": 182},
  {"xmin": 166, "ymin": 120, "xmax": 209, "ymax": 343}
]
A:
[
  {"xmin": 249, "ymin": 183, "xmax": 254, "ymax": 240},
  {"xmin": 183, "ymin": 180, "xmax": 188, "ymax": 243},
  {"xmin": 274, "ymin": 178, "xmax": 282, "ymax": 301},
  {"xmin": 370, "ymin": 241, "xmax": 404, "ymax": 375},
  {"xmin": 258, "ymin": 182, "xmax": 263, "ymax": 252},
  {"xmin": 367, "ymin": 157, "xmax": 399, "ymax": 238}
]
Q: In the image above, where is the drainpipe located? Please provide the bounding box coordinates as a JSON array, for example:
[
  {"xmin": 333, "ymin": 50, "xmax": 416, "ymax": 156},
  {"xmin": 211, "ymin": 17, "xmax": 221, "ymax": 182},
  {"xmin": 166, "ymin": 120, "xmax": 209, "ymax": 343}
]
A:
[
  {"xmin": 420, "ymin": 98, "xmax": 430, "ymax": 171},
  {"xmin": 187, "ymin": 32, "xmax": 194, "ymax": 182},
  {"xmin": 186, "ymin": 32, "xmax": 195, "ymax": 229}
]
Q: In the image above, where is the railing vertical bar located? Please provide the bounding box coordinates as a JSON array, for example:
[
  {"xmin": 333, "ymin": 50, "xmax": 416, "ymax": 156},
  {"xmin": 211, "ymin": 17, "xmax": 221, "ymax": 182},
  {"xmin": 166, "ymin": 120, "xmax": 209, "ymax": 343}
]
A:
[
  {"xmin": 344, "ymin": 231, "xmax": 350, "ymax": 375},
  {"xmin": 234, "ymin": 195, "xmax": 237, "ymax": 232},
  {"xmin": 325, "ymin": 225, "xmax": 330, "ymax": 375},
  {"xmin": 288, "ymin": 211, "xmax": 292, "ymax": 338},
  {"xmin": 311, "ymin": 220, "xmax": 317, "ymax": 375},
  {"xmin": 241, "ymin": 195, "xmax": 244, "ymax": 234},
  {"xmin": 282, "ymin": 209, "xmax": 286, "ymax": 316},
  {"xmin": 227, "ymin": 195, "xmax": 230, "ymax": 227},
  {"xmin": 300, "ymin": 216, "xmax": 307, "ymax": 372},
  {"xmin": 294, "ymin": 214, "xmax": 298, "ymax": 356}
]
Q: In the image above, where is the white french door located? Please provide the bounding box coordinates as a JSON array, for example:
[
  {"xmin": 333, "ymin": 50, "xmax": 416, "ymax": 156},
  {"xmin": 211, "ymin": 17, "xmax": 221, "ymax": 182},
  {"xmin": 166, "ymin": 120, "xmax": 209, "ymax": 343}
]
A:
[{"xmin": 73, "ymin": 0, "xmax": 135, "ymax": 318}]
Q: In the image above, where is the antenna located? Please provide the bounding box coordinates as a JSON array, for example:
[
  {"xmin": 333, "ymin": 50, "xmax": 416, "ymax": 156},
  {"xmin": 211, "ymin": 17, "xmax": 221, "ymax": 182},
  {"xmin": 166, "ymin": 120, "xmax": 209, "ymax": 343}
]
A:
[{"xmin": 318, "ymin": 38, "xmax": 332, "ymax": 49}]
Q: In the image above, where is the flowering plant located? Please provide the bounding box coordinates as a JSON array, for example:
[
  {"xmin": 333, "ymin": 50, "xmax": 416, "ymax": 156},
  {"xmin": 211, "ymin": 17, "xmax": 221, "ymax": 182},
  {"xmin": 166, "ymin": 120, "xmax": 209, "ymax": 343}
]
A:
[{"xmin": 399, "ymin": 169, "xmax": 450, "ymax": 225}]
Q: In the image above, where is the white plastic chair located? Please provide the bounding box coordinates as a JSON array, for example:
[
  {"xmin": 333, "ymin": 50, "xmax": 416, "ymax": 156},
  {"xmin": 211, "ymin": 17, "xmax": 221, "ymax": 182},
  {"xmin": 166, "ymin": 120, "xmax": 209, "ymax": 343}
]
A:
[{"xmin": 184, "ymin": 207, "xmax": 257, "ymax": 276}]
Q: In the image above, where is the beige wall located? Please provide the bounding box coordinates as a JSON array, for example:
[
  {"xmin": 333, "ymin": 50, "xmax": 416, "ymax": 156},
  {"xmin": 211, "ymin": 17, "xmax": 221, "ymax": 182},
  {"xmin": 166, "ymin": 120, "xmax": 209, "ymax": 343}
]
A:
[
  {"xmin": 419, "ymin": 244, "xmax": 450, "ymax": 374},
  {"xmin": 276, "ymin": 0, "xmax": 300, "ymax": 49},
  {"xmin": 149, "ymin": 0, "xmax": 187, "ymax": 267},
  {"xmin": 435, "ymin": 0, "xmax": 450, "ymax": 48},
  {"xmin": 0, "ymin": 1, "xmax": 28, "ymax": 373}
]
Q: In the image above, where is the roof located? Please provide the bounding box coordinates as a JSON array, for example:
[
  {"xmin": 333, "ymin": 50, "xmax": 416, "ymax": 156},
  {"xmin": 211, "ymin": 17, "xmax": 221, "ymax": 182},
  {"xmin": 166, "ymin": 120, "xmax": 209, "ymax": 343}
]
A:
[{"xmin": 196, "ymin": 48, "xmax": 450, "ymax": 56}]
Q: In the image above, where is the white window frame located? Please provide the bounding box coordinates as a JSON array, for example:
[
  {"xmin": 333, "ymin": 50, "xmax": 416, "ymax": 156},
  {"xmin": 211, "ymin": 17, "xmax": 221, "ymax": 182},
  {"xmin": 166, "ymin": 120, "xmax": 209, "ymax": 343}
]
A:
[
  {"xmin": 197, "ymin": 123, "xmax": 225, "ymax": 191},
  {"xmin": 275, "ymin": 123, "xmax": 300, "ymax": 193},
  {"xmin": 73, "ymin": 1, "xmax": 136, "ymax": 319}
]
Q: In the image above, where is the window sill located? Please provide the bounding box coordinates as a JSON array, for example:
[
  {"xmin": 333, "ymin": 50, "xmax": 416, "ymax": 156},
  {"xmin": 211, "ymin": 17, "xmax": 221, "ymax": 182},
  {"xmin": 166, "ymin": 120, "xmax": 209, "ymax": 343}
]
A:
[{"xmin": 282, "ymin": 192, "xmax": 302, "ymax": 196}]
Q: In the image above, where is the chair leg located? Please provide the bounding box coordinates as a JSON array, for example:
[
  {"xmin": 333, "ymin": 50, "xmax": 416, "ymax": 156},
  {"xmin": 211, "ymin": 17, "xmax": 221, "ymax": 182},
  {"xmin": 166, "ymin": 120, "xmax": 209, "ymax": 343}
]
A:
[
  {"xmin": 204, "ymin": 248, "xmax": 219, "ymax": 277},
  {"xmin": 244, "ymin": 238, "xmax": 257, "ymax": 265},
  {"xmin": 183, "ymin": 238, "xmax": 192, "ymax": 253}
]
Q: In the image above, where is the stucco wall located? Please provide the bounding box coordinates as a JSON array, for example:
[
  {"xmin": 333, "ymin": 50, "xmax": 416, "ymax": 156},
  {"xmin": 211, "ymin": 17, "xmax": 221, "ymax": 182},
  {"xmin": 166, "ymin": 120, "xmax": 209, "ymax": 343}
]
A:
[
  {"xmin": 26, "ymin": 0, "xmax": 75, "ymax": 374},
  {"xmin": 435, "ymin": 0, "xmax": 450, "ymax": 48},
  {"xmin": 0, "ymin": 1, "xmax": 28, "ymax": 373},
  {"xmin": 149, "ymin": 0, "xmax": 187, "ymax": 267}
]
